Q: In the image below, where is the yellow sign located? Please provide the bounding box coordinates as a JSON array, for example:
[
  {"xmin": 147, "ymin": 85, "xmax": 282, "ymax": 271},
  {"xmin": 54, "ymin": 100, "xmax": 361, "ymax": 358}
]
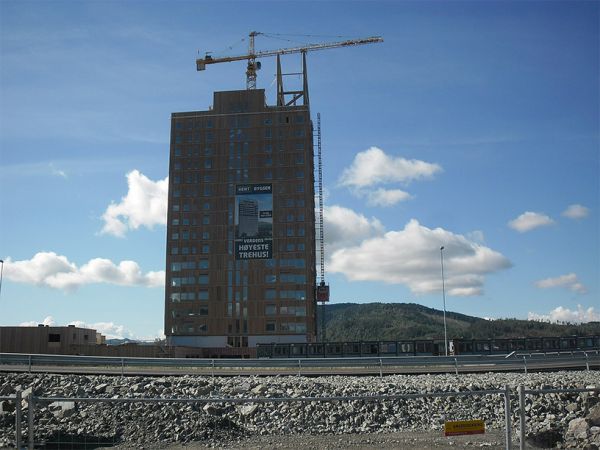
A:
[{"xmin": 444, "ymin": 419, "xmax": 485, "ymax": 436}]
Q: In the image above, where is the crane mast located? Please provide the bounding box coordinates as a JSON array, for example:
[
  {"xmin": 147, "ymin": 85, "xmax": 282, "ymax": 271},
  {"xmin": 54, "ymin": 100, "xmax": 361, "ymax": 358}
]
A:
[{"xmin": 196, "ymin": 32, "xmax": 383, "ymax": 89}]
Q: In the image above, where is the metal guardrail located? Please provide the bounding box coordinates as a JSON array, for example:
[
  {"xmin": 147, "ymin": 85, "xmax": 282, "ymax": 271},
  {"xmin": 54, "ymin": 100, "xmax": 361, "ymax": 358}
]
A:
[{"xmin": 0, "ymin": 351, "xmax": 598, "ymax": 376}]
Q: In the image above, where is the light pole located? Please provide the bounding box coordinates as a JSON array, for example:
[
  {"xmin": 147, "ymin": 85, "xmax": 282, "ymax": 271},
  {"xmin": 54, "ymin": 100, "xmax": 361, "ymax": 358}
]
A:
[
  {"xmin": 440, "ymin": 247, "xmax": 448, "ymax": 356},
  {"xmin": 0, "ymin": 259, "xmax": 4, "ymax": 301}
]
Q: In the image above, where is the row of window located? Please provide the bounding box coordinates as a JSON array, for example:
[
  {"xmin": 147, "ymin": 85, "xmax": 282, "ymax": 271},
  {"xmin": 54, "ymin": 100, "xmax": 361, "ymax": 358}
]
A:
[
  {"xmin": 265, "ymin": 305, "xmax": 306, "ymax": 316},
  {"xmin": 168, "ymin": 288, "xmax": 307, "ymax": 303},
  {"xmin": 173, "ymin": 112, "xmax": 305, "ymax": 130},
  {"xmin": 170, "ymin": 291, "xmax": 208, "ymax": 301},
  {"xmin": 171, "ymin": 261, "xmax": 209, "ymax": 271},
  {"xmin": 170, "ymin": 321, "xmax": 307, "ymax": 335},
  {"xmin": 171, "ymin": 275, "xmax": 209, "ymax": 286},
  {"xmin": 174, "ymin": 128, "xmax": 306, "ymax": 145},
  {"xmin": 170, "ymin": 246, "xmax": 210, "ymax": 255}
]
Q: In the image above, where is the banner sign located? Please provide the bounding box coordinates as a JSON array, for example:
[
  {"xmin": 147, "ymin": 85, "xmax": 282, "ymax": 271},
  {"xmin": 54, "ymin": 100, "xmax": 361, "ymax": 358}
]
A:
[
  {"xmin": 235, "ymin": 184, "xmax": 273, "ymax": 260},
  {"xmin": 444, "ymin": 420, "xmax": 485, "ymax": 436}
]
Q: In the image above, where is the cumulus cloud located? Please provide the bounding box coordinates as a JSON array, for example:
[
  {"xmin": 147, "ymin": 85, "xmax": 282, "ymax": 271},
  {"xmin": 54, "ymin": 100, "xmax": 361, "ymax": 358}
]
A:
[
  {"xmin": 339, "ymin": 147, "xmax": 442, "ymax": 188},
  {"xmin": 366, "ymin": 188, "xmax": 412, "ymax": 207},
  {"xmin": 562, "ymin": 204, "xmax": 590, "ymax": 220},
  {"xmin": 508, "ymin": 211, "xmax": 554, "ymax": 233},
  {"xmin": 4, "ymin": 252, "xmax": 164, "ymax": 292},
  {"xmin": 535, "ymin": 273, "xmax": 587, "ymax": 294},
  {"xmin": 328, "ymin": 218, "xmax": 511, "ymax": 296},
  {"xmin": 323, "ymin": 205, "xmax": 385, "ymax": 252},
  {"xmin": 101, "ymin": 170, "xmax": 168, "ymax": 237},
  {"xmin": 18, "ymin": 316, "xmax": 148, "ymax": 340},
  {"xmin": 528, "ymin": 305, "xmax": 599, "ymax": 323}
]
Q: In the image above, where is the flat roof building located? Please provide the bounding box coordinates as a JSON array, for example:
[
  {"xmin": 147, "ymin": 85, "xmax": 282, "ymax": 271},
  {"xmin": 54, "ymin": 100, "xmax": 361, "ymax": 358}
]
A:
[{"xmin": 165, "ymin": 78, "xmax": 317, "ymax": 351}]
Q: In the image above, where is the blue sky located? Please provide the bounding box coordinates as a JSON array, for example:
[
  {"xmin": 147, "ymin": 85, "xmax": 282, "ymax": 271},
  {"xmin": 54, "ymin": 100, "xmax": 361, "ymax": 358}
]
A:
[{"xmin": 1, "ymin": 0, "xmax": 598, "ymax": 339}]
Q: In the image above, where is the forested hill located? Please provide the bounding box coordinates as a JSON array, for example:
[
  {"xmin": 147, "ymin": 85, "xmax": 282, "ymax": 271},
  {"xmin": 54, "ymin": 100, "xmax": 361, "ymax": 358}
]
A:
[{"xmin": 317, "ymin": 303, "xmax": 600, "ymax": 341}]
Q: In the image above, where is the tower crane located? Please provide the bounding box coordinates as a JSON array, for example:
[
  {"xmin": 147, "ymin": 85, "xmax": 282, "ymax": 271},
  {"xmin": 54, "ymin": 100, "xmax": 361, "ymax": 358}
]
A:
[{"xmin": 196, "ymin": 32, "xmax": 383, "ymax": 90}]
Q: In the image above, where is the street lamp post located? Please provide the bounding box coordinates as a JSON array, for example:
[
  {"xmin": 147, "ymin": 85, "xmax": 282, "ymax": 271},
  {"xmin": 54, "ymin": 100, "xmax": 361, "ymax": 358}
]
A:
[
  {"xmin": 440, "ymin": 247, "xmax": 448, "ymax": 356},
  {"xmin": 0, "ymin": 259, "xmax": 4, "ymax": 301}
]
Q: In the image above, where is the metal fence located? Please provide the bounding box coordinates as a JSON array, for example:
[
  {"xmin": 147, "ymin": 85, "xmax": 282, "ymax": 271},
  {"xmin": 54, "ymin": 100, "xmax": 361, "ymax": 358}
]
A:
[
  {"xmin": 1, "ymin": 351, "xmax": 598, "ymax": 376},
  {"xmin": 2, "ymin": 384, "xmax": 599, "ymax": 449},
  {"xmin": 11, "ymin": 386, "xmax": 514, "ymax": 449},
  {"xmin": 517, "ymin": 386, "xmax": 600, "ymax": 450}
]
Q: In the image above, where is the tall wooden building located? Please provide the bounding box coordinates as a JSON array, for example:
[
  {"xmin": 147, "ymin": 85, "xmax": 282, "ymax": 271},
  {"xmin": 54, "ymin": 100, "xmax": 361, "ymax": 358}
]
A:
[{"xmin": 164, "ymin": 83, "xmax": 317, "ymax": 352}]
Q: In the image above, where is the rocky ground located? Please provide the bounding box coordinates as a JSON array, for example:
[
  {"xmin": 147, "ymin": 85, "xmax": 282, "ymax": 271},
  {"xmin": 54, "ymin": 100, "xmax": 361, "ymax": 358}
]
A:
[{"xmin": 0, "ymin": 370, "xmax": 598, "ymax": 449}]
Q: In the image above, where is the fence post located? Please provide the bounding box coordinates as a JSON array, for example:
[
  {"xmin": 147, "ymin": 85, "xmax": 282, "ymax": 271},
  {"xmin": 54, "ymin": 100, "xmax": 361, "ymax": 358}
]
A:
[
  {"xmin": 15, "ymin": 390, "xmax": 22, "ymax": 449},
  {"xmin": 121, "ymin": 358, "xmax": 125, "ymax": 377},
  {"xmin": 298, "ymin": 359, "xmax": 302, "ymax": 377},
  {"xmin": 379, "ymin": 358, "xmax": 383, "ymax": 378},
  {"xmin": 584, "ymin": 352, "xmax": 589, "ymax": 371},
  {"xmin": 518, "ymin": 385, "xmax": 526, "ymax": 450},
  {"xmin": 522, "ymin": 356, "xmax": 527, "ymax": 374},
  {"xmin": 504, "ymin": 384, "xmax": 512, "ymax": 450},
  {"xmin": 211, "ymin": 359, "xmax": 215, "ymax": 378},
  {"xmin": 454, "ymin": 357, "xmax": 459, "ymax": 376},
  {"xmin": 27, "ymin": 394, "xmax": 34, "ymax": 450},
  {"xmin": 28, "ymin": 355, "xmax": 32, "ymax": 373}
]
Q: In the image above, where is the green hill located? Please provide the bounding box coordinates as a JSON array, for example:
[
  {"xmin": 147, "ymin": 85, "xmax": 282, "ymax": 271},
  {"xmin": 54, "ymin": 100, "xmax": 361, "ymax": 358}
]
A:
[{"xmin": 316, "ymin": 303, "xmax": 600, "ymax": 341}]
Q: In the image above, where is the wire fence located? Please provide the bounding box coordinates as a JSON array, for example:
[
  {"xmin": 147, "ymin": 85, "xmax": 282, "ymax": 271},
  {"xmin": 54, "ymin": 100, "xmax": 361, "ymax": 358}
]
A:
[{"xmin": 2, "ymin": 381, "xmax": 599, "ymax": 449}]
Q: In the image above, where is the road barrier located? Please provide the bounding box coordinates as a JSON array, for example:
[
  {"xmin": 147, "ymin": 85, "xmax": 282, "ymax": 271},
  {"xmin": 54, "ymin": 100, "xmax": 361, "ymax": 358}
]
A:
[{"xmin": 1, "ymin": 351, "xmax": 598, "ymax": 377}]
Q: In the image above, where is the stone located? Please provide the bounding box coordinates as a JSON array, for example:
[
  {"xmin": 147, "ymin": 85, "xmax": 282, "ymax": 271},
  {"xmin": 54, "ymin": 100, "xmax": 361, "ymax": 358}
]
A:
[
  {"xmin": 94, "ymin": 383, "xmax": 108, "ymax": 393},
  {"xmin": 251, "ymin": 384, "xmax": 267, "ymax": 395},
  {"xmin": 568, "ymin": 417, "xmax": 591, "ymax": 441},
  {"xmin": 49, "ymin": 401, "xmax": 76, "ymax": 419},
  {"xmin": 526, "ymin": 429, "xmax": 563, "ymax": 448},
  {"xmin": 238, "ymin": 404, "xmax": 258, "ymax": 417},
  {"xmin": 566, "ymin": 402, "xmax": 579, "ymax": 413},
  {"xmin": 203, "ymin": 403, "xmax": 224, "ymax": 416},
  {"xmin": 0, "ymin": 400, "xmax": 15, "ymax": 414},
  {"xmin": 588, "ymin": 404, "xmax": 600, "ymax": 427}
]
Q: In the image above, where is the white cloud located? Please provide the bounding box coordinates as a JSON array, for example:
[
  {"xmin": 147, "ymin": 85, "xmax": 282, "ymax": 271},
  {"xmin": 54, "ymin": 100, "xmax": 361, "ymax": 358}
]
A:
[
  {"xmin": 339, "ymin": 147, "xmax": 442, "ymax": 188},
  {"xmin": 49, "ymin": 163, "xmax": 67, "ymax": 179},
  {"xmin": 366, "ymin": 188, "xmax": 412, "ymax": 207},
  {"xmin": 508, "ymin": 211, "xmax": 554, "ymax": 232},
  {"xmin": 4, "ymin": 252, "xmax": 164, "ymax": 292},
  {"xmin": 323, "ymin": 205, "xmax": 385, "ymax": 253},
  {"xmin": 20, "ymin": 316, "xmax": 56, "ymax": 327},
  {"xmin": 101, "ymin": 170, "xmax": 168, "ymax": 237},
  {"xmin": 19, "ymin": 316, "xmax": 143, "ymax": 340},
  {"xmin": 528, "ymin": 305, "xmax": 599, "ymax": 323},
  {"xmin": 562, "ymin": 204, "xmax": 590, "ymax": 220},
  {"xmin": 328, "ymin": 218, "xmax": 511, "ymax": 296},
  {"xmin": 535, "ymin": 273, "xmax": 587, "ymax": 294}
]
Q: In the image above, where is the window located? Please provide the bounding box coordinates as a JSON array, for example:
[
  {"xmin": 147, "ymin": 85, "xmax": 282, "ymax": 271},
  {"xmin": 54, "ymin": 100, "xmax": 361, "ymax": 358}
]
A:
[
  {"xmin": 265, "ymin": 274, "xmax": 277, "ymax": 283},
  {"xmin": 266, "ymin": 321, "xmax": 276, "ymax": 332},
  {"xmin": 48, "ymin": 333, "xmax": 61, "ymax": 343},
  {"xmin": 199, "ymin": 307, "xmax": 209, "ymax": 316},
  {"xmin": 202, "ymin": 245, "xmax": 210, "ymax": 254},
  {"xmin": 265, "ymin": 304, "xmax": 276, "ymax": 315},
  {"xmin": 172, "ymin": 219, "xmax": 179, "ymax": 226},
  {"xmin": 203, "ymin": 216, "xmax": 210, "ymax": 225},
  {"xmin": 198, "ymin": 275, "xmax": 209, "ymax": 284},
  {"xmin": 265, "ymin": 289, "xmax": 276, "ymax": 299},
  {"xmin": 198, "ymin": 290, "xmax": 209, "ymax": 300},
  {"xmin": 198, "ymin": 260, "xmax": 209, "ymax": 269},
  {"xmin": 202, "ymin": 231, "xmax": 210, "ymax": 239},
  {"xmin": 205, "ymin": 159, "xmax": 212, "ymax": 169},
  {"xmin": 298, "ymin": 243, "xmax": 305, "ymax": 251},
  {"xmin": 286, "ymin": 243, "xmax": 295, "ymax": 252},
  {"xmin": 264, "ymin": 128, "xmax": 272, "ymax": 138},
  {"xmin": 171, "ymin": 233, "xmax": 179, "ymax": 240}
]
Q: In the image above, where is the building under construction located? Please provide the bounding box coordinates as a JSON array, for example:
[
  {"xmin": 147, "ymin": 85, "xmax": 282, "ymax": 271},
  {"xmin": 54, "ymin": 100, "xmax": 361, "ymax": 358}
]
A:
[{"xmin": 164, "ymin": 33, "xmax": 382, "ymax": 356}]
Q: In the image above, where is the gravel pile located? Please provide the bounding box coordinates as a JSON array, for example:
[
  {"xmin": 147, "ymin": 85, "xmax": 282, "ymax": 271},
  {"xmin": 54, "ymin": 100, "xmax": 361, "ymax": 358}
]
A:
[{"xmin": 0, "ymin": 370, "xmax": 598, "ymax": 448}]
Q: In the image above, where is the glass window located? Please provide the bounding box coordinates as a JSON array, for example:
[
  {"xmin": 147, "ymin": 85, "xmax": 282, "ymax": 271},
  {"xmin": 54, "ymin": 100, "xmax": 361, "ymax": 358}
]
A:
[
  {"xmin": 265, "ymin": 304, "xmax": 276, "ymax": 315},
  {"xmin": 198, "ymin": 260, "xmax": 209, "ymax": 269},
  {"xmin": 205, "ymin": 159, "xmax": 212, "ymax": 169},
  {"xmin": 198, "ymin": 275, "xmax": 209, "ymax": 284},
  {"xmin": 202, "ymin": 245, "xmax": 210, "ymax": 254},
  {"xmin": 265, "ymin": 274, "xmax": 277, "ymax": 284},
  {"xmin": 265, "ymin": 289, "xmax": 276, "ymax": 299},
  {"xmin": 198, "ymin": 290, "xmax": 209, "ymax": 300},
  {"xmin": 171, "ymin": 233, "xmax": 179, "ymax": 240},
  {"xmin": 203, "ymin": 216, "xmax": 210, "ymax": 225},
  {"xmin": 266, "ymin": 321, "xmax": 276, "ymax": 332}
]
